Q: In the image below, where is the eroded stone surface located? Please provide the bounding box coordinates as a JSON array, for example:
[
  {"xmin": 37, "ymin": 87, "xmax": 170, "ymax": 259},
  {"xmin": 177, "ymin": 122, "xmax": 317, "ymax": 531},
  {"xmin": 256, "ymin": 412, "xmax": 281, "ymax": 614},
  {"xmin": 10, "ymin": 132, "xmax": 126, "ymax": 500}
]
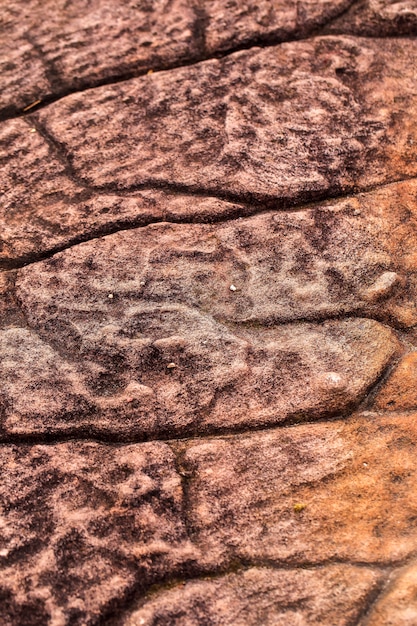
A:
[
  {"xmin": 203, "ymin": 0, "xmax": 353, "ymax": 53},
  {"xmin": 0, "ymin": 117, "xmax": 250, "ymax": 267},
  {"xmin": 1, "ymin": 205, "xmax": 401, "ymax": 437},
  {"xmin": 125, "ymin": 565, "xmax": 382, "ymax": 626},
  {"xmin": 0, "ymin": 441, "xmax": 198, "ymax": 625},
  {"xmin": 0, "ymin": 316, "xmax": 397, "ymax": 438},
  {"xmin": 0, "ymin": 0, "xmax": 198, "ymax": 118},
  {"xmin": 325, "ymin": 0, "xmax": 417, "ymax": 36},
  {"xmin": 35, "ymin": 36, "xmax": 417, "ymax": 202},
  {"xmin": 366, "ymin": 561, "xmax": 417, "ymax": 625},
  {"xmin": 373, "ymin": 351, "xmax": 417, "ymax": 411},
  {"xmin": 180, "ymin": 414, "xmax": 417, "ymax": 567}
]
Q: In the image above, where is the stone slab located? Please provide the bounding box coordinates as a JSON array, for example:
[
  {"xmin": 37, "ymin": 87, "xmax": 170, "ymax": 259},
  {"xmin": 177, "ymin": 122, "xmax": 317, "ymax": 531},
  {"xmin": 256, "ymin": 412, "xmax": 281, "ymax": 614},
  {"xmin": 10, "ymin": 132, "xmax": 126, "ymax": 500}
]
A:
[{"xmin": 125, "ymin": 565, "xmax": 383, "ymax": 626}]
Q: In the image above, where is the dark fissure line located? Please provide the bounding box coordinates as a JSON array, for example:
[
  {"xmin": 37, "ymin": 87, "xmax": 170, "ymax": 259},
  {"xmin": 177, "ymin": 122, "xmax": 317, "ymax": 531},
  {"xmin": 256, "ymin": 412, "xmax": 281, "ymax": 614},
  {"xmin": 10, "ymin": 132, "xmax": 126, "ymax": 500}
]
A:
[
  {"xmin": 1, "ymin": 21, "xmax": 417, "ymax": 125},
  {"xmin": 3, "ymin": 170, "xmax": 417, "ymax": 272}
]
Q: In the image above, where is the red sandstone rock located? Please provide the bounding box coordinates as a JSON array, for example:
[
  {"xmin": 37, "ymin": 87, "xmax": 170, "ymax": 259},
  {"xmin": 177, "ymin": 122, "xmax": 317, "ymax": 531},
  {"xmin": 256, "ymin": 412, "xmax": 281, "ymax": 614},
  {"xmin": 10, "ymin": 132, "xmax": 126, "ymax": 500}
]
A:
[
  {"xmin": 179, "ymin": 414, "xmax": 417, "ymax": 567},
  {"xmin": 125, "ymin": 565, "xmax": 383, "ymax": 626},
  {"xmin": 325, "ymin": 0, "xmax": 417, "ymax": 36},
  {"xmin": 2, "ymin": 208, "xmax": 401, "ymax": 438},
  {"xmin": 366, "ymin": 561, "xmax": 417, "ymax": 625},
  {"xmin": 203, "ymin": 0, "xmax": 353, "ymax": 53},
  {"xmin": 0, "ymin": 441, "xmax": 198, "ymax": 625},
  {"xmin": 373, "ymin": 351, "xmax": 417, "ymax": 411},
  {"xmin": 0, "ymin": 0, "xmax": 198, "ymax": 118},
  {"xmin": 35, "ymin": 37, "xmax": 417, "ymax": 202}
]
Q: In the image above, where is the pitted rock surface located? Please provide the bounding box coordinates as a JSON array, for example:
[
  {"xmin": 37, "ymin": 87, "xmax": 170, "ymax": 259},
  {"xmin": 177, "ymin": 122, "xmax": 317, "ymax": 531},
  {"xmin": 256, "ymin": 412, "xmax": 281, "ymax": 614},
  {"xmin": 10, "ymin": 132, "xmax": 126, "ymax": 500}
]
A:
[{"xmin": 3, "ymin": 2, "xmax": 417, "ymax": 625}]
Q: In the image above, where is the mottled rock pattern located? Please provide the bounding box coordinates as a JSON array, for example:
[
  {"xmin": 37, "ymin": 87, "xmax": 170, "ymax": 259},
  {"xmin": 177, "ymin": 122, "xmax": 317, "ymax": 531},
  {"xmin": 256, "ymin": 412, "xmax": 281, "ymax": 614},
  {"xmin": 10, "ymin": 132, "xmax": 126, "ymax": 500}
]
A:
[
  {"xmin": 203, "ymin": 0, "xmax": 354, "ymax": 53},
  {"xmin": 3, "ymin": 1, "xmax": 417, "ymax": 624},
  {"xmin": 35, "ymin": 37, "xmax": 417, "ymax": 202},
  {"xmin": 325, "ymin": 0, "xmax": 417, "ymax": 36},
  {"xmin": 0, "ymin": 0, "xmax": 198, "ymax": 118},
  {"xmin": 125, "ymin": 565, "xmax": 383, "ymax": 626},
  {"xmin": 0, "ymin": 442, "xmax": 198, "ymax": 625}
]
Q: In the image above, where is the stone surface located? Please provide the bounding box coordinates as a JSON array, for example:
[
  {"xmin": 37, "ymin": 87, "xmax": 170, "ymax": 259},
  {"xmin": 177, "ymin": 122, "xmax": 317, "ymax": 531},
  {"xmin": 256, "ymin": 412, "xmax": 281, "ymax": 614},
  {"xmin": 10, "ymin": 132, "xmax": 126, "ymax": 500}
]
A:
[
  {"xmin": 4, "ymin": 3, "xmax": 417, "ymax": 623},
  {"xmin": 35, "ymin": 36, "xmax": 417, "ymax": 202},
  {"xmin": 366, "ymin": 561, "xmax": 417, "ymax": 625},
  {"xmin": 0, "ymin": 117, "xmax": 250, "ymax": 267},
  {"xmin": 180, "ymin": 414, "xmax": 417, "ymax": 567},
  {"xmin": 203, "ymin": 0, "xmax": 353, "ymax": 53},
  {"xmin": 0, "ymin": 314, "xmax": 397, "ymax": 438},
  {"xmin": 0, "ymin": 207, "xmax": 401, "ymax": 438},
  {"xmin": 325, "ymin": 0, "xmax": 417, "ymax": 36},
  {"xmin": 125, "ymin": 565, "xmax": 383, "ymax": 626},
  {"xmin": 0, "ymin": 441, "xmax": 198, "ymax": 625},
  {"xmin": 0, "ymin": 0, "xmax": 199, "ymax": 119},
  {"xmin": 373, "ymin": 351, "xmax": 417, "ymax": 411},
  {"xmin": 3, "ymin": 172, "xmax": 417, "ymax": 325},
  {"xmin": 0, "ymin": 1, "xmax": 362, "ymax": 121}
]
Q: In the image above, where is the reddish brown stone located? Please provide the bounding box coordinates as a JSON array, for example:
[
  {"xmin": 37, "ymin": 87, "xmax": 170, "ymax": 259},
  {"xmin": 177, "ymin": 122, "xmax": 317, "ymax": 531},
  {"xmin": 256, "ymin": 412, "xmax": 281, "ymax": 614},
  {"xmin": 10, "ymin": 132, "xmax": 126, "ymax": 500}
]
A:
[
  {"xmin": 180, "ymin": 414, "xmax": 417, "ymax": 568},
  {"xmin": 325, "ymin": 0, "xmax": 417, "ymax": 36},
  {"xmin": 3, "ymin": 207, "xmax": 401, "ymax": 438},
  {"xmin": 0, "ymin": 117, "xmax": 247, "ymax": 267},
  {"xmin": 0, "ymin": 441, "xmax": 198, "ymax": 625},
  {"xmin": 203, "ymin": 0, "xmax": 353, "ymax": 53},
  {"xmin": 0, "ymin": 0, "xmax": 199, "ymax": 118},
  {"xmin": 125, "ymin": 565, "xmax": 383, "ymax": 626},
  {"xmin": 373, "ymin": 351, "xmax": 417, "ymax": 412},
  {"xmin": 366, "ymin": 561, "xmax": 417, "ymax": 625},
  {"xmin": 35, "ymin": 37, "xmax": 417, "ymax": 202}
]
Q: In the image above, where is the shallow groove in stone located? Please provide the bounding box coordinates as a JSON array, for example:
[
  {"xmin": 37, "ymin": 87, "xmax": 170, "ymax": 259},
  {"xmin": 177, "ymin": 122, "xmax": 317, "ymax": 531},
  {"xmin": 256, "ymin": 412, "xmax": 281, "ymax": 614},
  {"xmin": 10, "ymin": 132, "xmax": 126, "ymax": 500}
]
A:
[
  {"xmin": 4, "ymin": 163, "xmax": 417, "ymax": 275},
  {"xmin": 112, "ymin": 560, "xmax": 391, "ymax": 626},
  {"xmin": 1, "ymin": 24, "xmax": 416, "ymax": 127}
]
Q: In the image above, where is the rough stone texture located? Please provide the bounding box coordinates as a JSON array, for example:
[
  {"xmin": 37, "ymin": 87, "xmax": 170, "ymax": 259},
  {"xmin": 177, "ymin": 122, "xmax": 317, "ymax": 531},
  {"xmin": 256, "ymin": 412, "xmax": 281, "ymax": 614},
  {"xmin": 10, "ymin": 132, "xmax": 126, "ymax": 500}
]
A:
[
  {"xmin": 0, "ymin": 313, "xmax": 397, "ymax": 438},
  {"xmin": 0, "ymin": 0, "xmax": 198, "ymax": 119},
  {"xmin": 14, "ymin": 186, "xmax": 417, "ymax": 327},
  {"xmin": 0, "ymin": 116, "xmax": 250, "ymax": 267},
  {"xmin": 325, "ymin": 0, "xmax": 417, "ymax": 36},
  {"xmin": 125, "ymin": 565, "xmax": 383, "ymax": 626},
  {"xmin": 35, "ymin": 36, "xmax": 417, "ymax": 202},
  {"xmin": 366, "ymin": 561, "xmax": 417, "ymax": 625},
  {"xmin": 373, "ymin": 351, "xmax": 417, "ymax": 411},
  {"xmin": 180, "ymin": 414, "xmax": 417, "ymax": 567},
  {"xmin": 0, "ymin": 207, "xmax": 400, "ymax": 438},
  {"xmin": 4, "ymin": 2, "xmax": 417, "ymax": 623},
  {"xmin": 0, "ymin": 1, "xmax": 361, "ymax": 121},
  {"xmin": 0, "ymin": 441, "xmax": 198, "ymax": 625},
  {"xmin": 203, "ymin": 0, "xmax": 353, "ymax": 53}
]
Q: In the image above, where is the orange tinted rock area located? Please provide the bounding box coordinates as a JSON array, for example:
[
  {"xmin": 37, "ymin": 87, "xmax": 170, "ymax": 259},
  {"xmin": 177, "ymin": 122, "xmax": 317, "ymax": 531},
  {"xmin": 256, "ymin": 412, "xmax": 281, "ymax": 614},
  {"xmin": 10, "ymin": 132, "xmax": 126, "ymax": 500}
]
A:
[{"xmin": 3, "ymin": 2, "xmax": 417, "ymax": 625}]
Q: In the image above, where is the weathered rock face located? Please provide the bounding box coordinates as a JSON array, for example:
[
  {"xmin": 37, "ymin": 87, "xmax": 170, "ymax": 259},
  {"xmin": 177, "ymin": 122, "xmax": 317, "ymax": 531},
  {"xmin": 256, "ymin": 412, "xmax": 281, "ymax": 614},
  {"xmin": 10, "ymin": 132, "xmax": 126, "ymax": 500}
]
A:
[
  {"xmin": 179, "ymin": 414, "xmax": 417, "ymax": 567},
  {"xmin": 1, "ymin": 202, "xmax": 404, "ymax": 439},
  {"xmin": 0, "ymin": 0, "xmax": 199, "ymax": 118},
  {"xmin": 125, "ymin": 565, "xmax": 383, "ymax": 626},
  {"xmin": 0, "ymin": 441, "xmax": 198, "ymax": 625},
  {"xmin": 325, "ymin": 0, "xmax": 417, "ymax": 36},
  {"xmin": 203, "ymin": 0, "xmax": 354, "ymax": 53},
  {"xmin": 366, "ymin": 561, "xmax": 417, "ymax": 625},
  {"xmin": 4, "ymin": 0, "xmax": 417, "ymax": 623},
  {"xmin": 0, "ymin": 0, "xmax": 362, "ymax": 121},
  {"xmin": 34, "ymin": 37, "xmax": 417, "ymax": 202}
]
